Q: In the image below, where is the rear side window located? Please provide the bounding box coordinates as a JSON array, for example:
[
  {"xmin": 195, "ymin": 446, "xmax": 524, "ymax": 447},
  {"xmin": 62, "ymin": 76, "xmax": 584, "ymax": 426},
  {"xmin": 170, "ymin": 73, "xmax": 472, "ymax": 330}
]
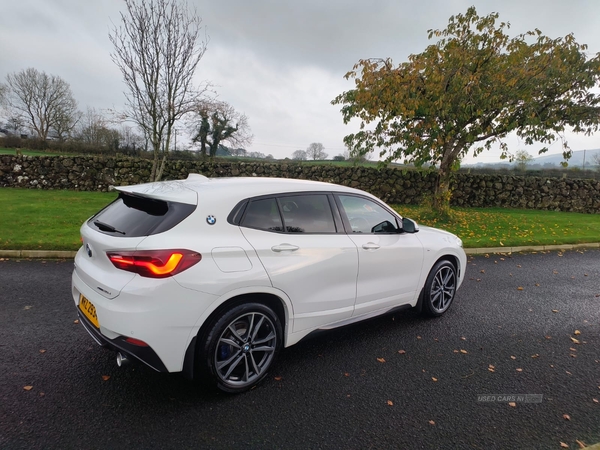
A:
[
  {"xmin": 279, "ymin": 195, "xmax": 336, "ymax": 233},
  {"xmin": 88, "ymin": 193, "xmax": 196, "ymax": 237},
  {"xmin": 241, "ymin": 198, "xmax": 284, "ymax": 232}
]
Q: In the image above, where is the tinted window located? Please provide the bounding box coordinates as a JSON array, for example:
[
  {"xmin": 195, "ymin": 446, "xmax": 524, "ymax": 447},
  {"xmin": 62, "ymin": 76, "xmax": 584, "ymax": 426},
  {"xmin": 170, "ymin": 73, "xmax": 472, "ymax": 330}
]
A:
[
  {"xmin": 241, "ymin": 198, "xmax": 283, "ymax": 232},
  {"xmin": 338, "ymin": 195, "xmax": 400, "ymax": 234},
  {"xmin": 279, "ymin": 195, "xmax": 336, "ymax": 233},
  {"xmin": 88, "ymin": 193, "xmax": 196, "ymax": 237}
]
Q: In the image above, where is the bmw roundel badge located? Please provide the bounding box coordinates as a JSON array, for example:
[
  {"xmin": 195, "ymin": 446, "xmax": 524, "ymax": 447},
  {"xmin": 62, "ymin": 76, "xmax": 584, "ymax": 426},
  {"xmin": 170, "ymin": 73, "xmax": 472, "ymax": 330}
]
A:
[{"xmin": 206, "ymin": 215, "xmax": 216, "ymax": 225}]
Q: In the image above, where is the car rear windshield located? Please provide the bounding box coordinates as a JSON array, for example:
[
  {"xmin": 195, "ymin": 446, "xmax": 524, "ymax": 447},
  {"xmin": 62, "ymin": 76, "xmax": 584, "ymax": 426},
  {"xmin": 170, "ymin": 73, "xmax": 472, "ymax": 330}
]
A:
[{"xmin": 87, "ymin": 192, "xmax": 196, "ymax": 237}]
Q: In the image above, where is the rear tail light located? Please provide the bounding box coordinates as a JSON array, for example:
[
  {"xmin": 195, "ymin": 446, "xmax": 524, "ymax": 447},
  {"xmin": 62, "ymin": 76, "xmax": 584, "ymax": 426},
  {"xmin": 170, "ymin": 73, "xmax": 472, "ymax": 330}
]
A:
[{"xmin": 106, "ymin": 249, "xmax": 201, "ymax": 278}]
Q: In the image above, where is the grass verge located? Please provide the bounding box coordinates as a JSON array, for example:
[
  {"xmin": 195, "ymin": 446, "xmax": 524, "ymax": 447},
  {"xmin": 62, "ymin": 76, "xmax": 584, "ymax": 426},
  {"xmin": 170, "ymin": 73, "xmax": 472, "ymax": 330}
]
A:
[
  {"xmin": 393, "ymin": 205, "xmax": 600, "ymax": 248},
  {"xmin": 0, "ymin": 188, "xmax": 598, "ymax": 251},
  {"xmin": 0, "ymin": 147, "xmax": 65, "ymax": 157},
  {"xmin": 0, "ymin": 189, "xmax": 116, "ymax": 250}
]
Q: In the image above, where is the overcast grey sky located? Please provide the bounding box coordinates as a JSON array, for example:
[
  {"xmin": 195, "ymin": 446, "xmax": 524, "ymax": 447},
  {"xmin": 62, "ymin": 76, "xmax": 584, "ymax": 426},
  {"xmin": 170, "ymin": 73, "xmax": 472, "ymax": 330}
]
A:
[{"xmin": 1, "ymin": 0, "xmax": 600, "ymax": 162}]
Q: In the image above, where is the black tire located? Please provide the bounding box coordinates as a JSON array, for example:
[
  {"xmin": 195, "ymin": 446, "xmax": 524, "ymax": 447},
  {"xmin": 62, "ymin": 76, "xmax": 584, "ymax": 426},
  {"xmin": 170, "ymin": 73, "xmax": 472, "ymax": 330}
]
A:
[
  {"xmin": 421, "ymin": 260, "xmax": 457, "ymax": 317},
  {"xmin": 198, "ymin": 302, "xmax": 282, "ymax": 393}
]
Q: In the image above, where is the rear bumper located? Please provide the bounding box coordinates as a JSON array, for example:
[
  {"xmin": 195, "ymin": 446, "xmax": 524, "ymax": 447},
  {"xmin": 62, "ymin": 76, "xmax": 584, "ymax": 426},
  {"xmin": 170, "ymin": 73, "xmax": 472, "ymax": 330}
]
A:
[{"xmin": 78, "ymin": 311, "xmax": 168, "ymax": 372}]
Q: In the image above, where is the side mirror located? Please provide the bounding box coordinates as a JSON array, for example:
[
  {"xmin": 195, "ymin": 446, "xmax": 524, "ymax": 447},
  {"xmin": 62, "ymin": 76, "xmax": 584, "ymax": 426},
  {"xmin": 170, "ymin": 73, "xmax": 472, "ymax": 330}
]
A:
[{"xmin": 402, "ymin": 217, "xmax": 419, "ymax": 233}]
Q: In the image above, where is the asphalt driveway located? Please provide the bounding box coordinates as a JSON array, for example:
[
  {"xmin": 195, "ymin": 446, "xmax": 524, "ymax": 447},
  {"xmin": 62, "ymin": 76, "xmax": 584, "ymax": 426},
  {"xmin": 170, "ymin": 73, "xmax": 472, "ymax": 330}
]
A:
[{"xmin": 0, "ymin": 250, "xmax": 598, "ymax": 449}]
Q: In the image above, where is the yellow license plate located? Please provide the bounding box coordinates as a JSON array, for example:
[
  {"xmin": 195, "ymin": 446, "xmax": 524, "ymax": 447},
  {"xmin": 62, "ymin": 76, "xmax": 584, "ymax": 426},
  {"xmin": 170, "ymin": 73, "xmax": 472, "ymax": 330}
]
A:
[{"xmin": 79, "ymin": 294, "xmax": 100, "ymax": 328}]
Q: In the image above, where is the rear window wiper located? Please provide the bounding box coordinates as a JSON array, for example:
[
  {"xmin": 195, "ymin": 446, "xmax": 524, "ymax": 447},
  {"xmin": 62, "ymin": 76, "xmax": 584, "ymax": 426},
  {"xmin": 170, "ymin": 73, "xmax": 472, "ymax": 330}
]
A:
[{"xmin": 93, "ymin": 220, "xmax": 126, "ymax": 235}]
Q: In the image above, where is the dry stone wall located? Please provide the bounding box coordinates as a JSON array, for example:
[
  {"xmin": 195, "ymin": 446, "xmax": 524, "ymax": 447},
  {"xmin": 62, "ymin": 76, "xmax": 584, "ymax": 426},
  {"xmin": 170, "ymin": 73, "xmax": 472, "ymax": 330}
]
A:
[{"xmin": 1, "ymin": 155, "xmax": 599, "ymax": 213}]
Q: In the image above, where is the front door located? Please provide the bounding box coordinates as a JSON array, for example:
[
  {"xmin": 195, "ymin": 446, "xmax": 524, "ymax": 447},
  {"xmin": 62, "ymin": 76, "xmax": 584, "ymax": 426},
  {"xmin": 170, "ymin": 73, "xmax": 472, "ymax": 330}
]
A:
[{"xmin": 336, "ymin": 194, "xmax": 424, "ymax": 316}]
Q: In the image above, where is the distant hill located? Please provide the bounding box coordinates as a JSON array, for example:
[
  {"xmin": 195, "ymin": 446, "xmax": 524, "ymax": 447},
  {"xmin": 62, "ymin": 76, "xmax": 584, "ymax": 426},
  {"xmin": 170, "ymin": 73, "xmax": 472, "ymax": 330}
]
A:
[{"xmin": 466, "ymin": 149, "xmax": 600, "ymax": 168}]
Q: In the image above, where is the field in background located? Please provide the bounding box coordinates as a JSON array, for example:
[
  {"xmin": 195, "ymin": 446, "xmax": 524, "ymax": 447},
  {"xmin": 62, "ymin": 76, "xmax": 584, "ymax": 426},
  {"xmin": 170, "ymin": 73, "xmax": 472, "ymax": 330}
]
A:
[{"xmin": 0, "ymin": 187, "xmax": 598, "ymax": 251}]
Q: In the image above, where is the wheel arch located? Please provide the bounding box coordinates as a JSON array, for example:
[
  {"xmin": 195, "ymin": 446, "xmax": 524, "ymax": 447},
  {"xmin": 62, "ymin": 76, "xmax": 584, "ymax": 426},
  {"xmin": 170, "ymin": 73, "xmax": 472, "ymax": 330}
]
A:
[
  {"xmin": 182, "ymin": 291, "xmax": 290, "ymax": 380},
  {"xmin": 414, "ymin": 253, "xmax": 460, "ymax": 315}
]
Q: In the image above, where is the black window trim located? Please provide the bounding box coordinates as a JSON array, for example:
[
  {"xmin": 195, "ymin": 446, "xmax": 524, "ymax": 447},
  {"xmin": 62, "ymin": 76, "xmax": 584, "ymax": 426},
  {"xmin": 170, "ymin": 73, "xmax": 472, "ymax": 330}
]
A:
[
  {"xmin": 229, "ymin": 190, "xmax": 404, "ymax": 236},
  {"xmin": 231, "ymin": 191, "xmax": 344, "ymax": 235}
]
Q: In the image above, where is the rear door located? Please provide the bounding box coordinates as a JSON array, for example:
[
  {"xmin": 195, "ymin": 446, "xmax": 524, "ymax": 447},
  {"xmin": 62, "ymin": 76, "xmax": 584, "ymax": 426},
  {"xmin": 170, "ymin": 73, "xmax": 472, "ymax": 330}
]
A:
[{"xmin": 239, "ymin": 194, "xmax": 359, "ymax": 332}]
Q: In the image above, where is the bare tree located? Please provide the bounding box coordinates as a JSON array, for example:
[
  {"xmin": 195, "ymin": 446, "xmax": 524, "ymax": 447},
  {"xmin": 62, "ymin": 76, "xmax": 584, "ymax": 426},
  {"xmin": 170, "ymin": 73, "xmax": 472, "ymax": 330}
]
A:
[
  {"xmin": 0, "ymin": 83, "xmax": 6, "ymax": 105},
  {"xmin": 52, "ymin": 108, "xmax": 81, "ymax": 141},
  {"xmin": 291, "ymin": 149, "xmax": 307, "ymax": 160},
  {"xmin": 4, "ymin": 68, "xmax": 78, "ymax": 141},
  {"xmin": 592, "ymin": 151, "xmax": 600, "ymax": 170},
  {"xmin": 306, "ymin": 142, "xmax": 328, "ymax": 160},
  {"xmin": 189, "ymin": 100, "xmax": 253, "ymax": 157},
  {"xmin": 77, "ymin": 107, "xmax": 109, "ymax": 147},
  {"xmin": 109, "ymin": 0, "xmax": 209, "ymax": 181}
]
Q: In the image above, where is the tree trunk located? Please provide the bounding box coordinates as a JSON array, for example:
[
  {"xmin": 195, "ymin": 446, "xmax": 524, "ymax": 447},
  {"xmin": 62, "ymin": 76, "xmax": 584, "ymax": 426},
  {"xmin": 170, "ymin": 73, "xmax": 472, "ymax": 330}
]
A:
[
  {"xmin": 431, "ymin": 165, "xmax": 452, "ymax": 217},
  {"xmin": 155, "ymin": 153, "xmax": 168, "ymax": 182}
]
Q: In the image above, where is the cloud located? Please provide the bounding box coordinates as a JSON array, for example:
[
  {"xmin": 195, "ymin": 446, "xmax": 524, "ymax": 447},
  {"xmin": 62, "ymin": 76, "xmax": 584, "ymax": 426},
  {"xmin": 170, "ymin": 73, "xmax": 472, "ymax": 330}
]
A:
[{"xmin": 1, "ymin": 0, "xmax": 599, "ymax": 160}]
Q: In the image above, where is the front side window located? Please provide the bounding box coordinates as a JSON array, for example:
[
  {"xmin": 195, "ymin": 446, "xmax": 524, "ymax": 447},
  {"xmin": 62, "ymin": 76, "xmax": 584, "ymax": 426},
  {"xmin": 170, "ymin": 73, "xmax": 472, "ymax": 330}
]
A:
[
  {"xmin": 279, "ymin": 194, "xmax": 336, "ymax": 233},
  {"xmin": 337, "ymin": 195, "xmax": 400, "ymax": 234},
  {"xmin": 241, "ymin": 198, "xmax": 283, "ymax": 232}
]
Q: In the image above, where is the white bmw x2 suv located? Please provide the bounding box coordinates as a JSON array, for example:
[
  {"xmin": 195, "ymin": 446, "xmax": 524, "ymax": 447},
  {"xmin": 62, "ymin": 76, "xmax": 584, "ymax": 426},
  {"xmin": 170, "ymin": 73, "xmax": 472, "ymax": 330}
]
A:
[{"xmin": 72, "ymin": 174, "xmax": 466, "ymax": 393}]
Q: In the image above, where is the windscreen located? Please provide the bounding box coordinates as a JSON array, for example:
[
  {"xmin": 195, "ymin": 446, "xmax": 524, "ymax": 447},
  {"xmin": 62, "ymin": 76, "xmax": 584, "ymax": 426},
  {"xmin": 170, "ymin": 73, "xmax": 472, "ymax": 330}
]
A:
[{"xmin": 87, "ymin": 192, "xmax": 196, "ymax": 237}]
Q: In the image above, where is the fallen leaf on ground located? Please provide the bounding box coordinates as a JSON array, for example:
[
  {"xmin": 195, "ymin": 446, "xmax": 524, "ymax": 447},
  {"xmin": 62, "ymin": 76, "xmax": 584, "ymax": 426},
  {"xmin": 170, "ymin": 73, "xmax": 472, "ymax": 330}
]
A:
[
  {"xmin": 398, "ymin": 350, "xmax": 406, "ymax": 354},
  {"xmin": 461, "ymin": 337, "xmax": 466, "ymax": 341},
  {"xmin": 545, "ymin": 336, "xmax": 552, "ymax": 339},
  {"xmin": 73, "ymin": 319, "xmax": 79, "ymax": 324},
  {"xmin": 428, "ymin": 420, "xmax": 435, "ymax": 425},
  {"xmin": 570, "ymin": 348, "xmax": 577, "ymax": 351},
  {"xmin": 39, "ymin": 349, "xmax": 46, "ymax": 354},
  {"xmin": 431, "ymin": 377, "xmax": 438, "ymax": 382},
  {"xmin": 576, "ymin": 440, "xmax": 587, "ymax": 449},
  {"xmin": 453, "ymin": 350, "xmax": 459, "ymax": 353},
  {"xmin": 24, "ymin": 306, "xmax": 32, "ymax": 310},
  {"xmin": 274, "ymin": 376, "xmax": 282, "ymax": 381},
  {"xmin": 510, "ymin": 356, "xmax": 516, "ymax": 360},
  {"xmin": 488, "ymin": 365, "xmax": 495, "ymax": 373},
  {"xmin": 344, "ymin": 373, "xmax": 349, "ymax": 377},
  {"xmin": 517, "ymin": 287, "xmax": 523, "ymax": 291},
  {"xmin": 387, "ymin": 400, "xmax": 393, "ymax": 406},
  {"xmin": 460, "ymin": 349, "xmax": 468, "ymax": 354},
  {"xmin": 563, "ymin": 414, "xmax": 571, "ymax": 420},
  {"xmin": 480, "ymin": 270, "xmax": 485, "ymax": 274},
  {"xmin": 508, "ymin": 402, "xmax": 516, "ymax": 407},
  {"xmin": 531, "ymin": 354, "xmax": 539, "ymax": 358},
  {"xmin": 570, "ymin": 337, "xmax": 581, "ymax": 344},
  {"xmin": 417, "ymin": 336, "xmax": 422, "ymax": 340},
  {"xmin": 593, "ymin": 398, "xmax": 598, "ymax": 403},
  {"xmin": 574, "ymin": 330, "xmax": 581, "ymax": 335},
  {"xmin": 101, "ymin": 375, "xmax": 110, "ymax": 381},
  {"xmin": 560, "ymin": 442, "xmax": 569, "ymax": 448},
  {"xmin": 377, "ymin": 358, "xmax": 386, "ymax": 363},
  {"xmin": 23, "ymin": 386, "xmax": 33, "ymax": 391},
  {"xmin": 535, "ymin": 283, "xmax": 540, "ymax": 287},
  {"xmin": 516, "ymin": 368, "xmax": 523, "ymax": 372}
]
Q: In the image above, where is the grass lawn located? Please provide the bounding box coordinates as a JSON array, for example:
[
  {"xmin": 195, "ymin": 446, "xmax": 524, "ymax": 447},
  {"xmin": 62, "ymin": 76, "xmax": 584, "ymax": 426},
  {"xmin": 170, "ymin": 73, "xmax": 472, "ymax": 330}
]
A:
[
  {"xmin": 393, "ymin": 205, "xmax": 600, "ymax": 248},
  {"xmin": 0, "ymin": 189, "xmax": 116, "ymax": 250},
  {"xmin": 0, "ymin": 187, "xmax": 598, "ymax": 251},
  {"xmin": 0, "ymin": 147, "xmax": 65, "ymax": 157}
]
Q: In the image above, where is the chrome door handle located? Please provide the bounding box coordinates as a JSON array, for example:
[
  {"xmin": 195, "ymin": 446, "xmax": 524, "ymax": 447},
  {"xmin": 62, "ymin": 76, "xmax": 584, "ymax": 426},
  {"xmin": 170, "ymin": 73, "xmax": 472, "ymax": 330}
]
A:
[
  {"xmin": 271, "ymin": 244, "xmax": 300, "ymax": 252},
  {"xmin": 362, "ymin": 242, "xmax": 380, "ymax": 250}
]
